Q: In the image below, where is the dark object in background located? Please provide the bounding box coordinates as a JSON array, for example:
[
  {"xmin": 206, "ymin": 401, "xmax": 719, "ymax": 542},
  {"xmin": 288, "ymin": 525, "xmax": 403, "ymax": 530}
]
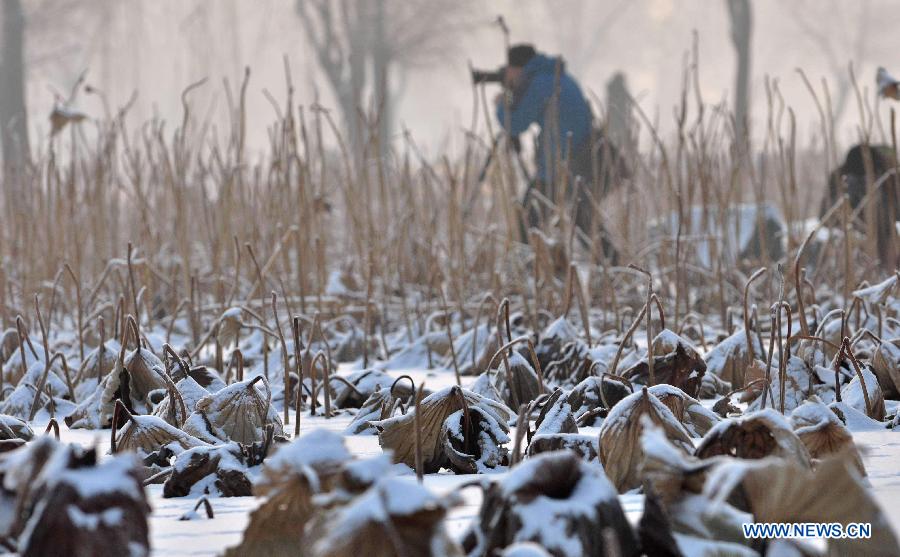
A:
[
  {"xmin": 471, "ymin": 67, "xmax": 505, "ymax": 85},
  {"xmin": 821, "ymin": 144, "xmax": 899, "ymax": 268}
]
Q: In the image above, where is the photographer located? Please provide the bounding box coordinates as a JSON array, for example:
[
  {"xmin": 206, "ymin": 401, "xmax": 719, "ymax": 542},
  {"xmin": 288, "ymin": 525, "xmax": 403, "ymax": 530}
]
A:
[{"xmin": 485, "ymin": 44, "xmax": 621, "ymax": 250}]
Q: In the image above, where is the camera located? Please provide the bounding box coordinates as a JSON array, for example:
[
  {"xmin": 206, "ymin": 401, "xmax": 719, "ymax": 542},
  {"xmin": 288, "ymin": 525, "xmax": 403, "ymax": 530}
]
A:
[{"xmin": 471, "ymin": 67, "xmax": 505, "ymax": 85}]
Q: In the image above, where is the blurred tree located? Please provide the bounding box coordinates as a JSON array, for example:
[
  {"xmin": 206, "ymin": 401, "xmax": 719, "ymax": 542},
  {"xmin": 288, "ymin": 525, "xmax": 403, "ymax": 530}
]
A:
[
  {"xmin": 0, "ymin": 0, "xmax": 29, "ymax": 171},
  {"xmin": 295, "ymin": 0, "xmax": 471, "ymax": 159},
  {"xmin": 726, "ymin": 0, "xmax": 752, "ymax": 150}
]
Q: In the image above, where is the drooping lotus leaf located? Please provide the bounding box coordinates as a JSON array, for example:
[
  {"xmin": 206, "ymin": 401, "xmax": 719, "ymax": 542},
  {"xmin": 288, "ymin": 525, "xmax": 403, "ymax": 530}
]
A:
[
  {"xmin": 442, "ymin": 405, "xmax": 510, "ymax": 474},
  {"xmin": 0, "ymin": 414, "xmax": 33, "ymax": 441},
  {"xmin": 163, "ymin": 442, "xmax": 256, "ymax": 498},
  {"xmin": 695, "ymin": 409, "xmax": 812, "ymax": 467},
  {"xmin": 372, "ymin": 386, "xmax": 514, "ymax": 474},
  {"xmin": 491, "ymin": 351, "xmax": 541, "ymax": 410},
  {"xmin": 225, "ymin": 430, "xmax": 384, "ymax": 557},
  {"xmin": 872, "ymin": 339, "xmax": 900, "ymax": 398},
  {"xmin": 152, "ymin": 375, "xmax": 209, "ymax": 427},
  {"xmin": 19, "ymin": 451, "xmax": 151, "ymax": 557},
  {"xmin": 332, "ymin": 369, "xmax": 408, "ymax": 409},
  {"xmin": 791, "ymin": 399, "xmax": 865, "ymax": 475},
  {"xmin": 122, "ymin": 347, "xmax": 168, "ymax": 412},
  {"xmin": 113, "ymin": 404, "xmax": 207, "ymax": 459},
  {"xmin": 531, "ymin": 388, "xmax": 577, "ymax": 437},
  {"xmin": 345, "ymin": 386, "xmax": 399, "ymax": 435},
  {"xmin": 182, "ymin": 375, "xmax": 284, "ymax": 445},
  {"xmin": 599, "ymin": 387, "xmax": 694, "ymax": 492},
  {"xmin": 703, "ymin": 328, "xmax": 764, "ymax": 388},
  {"xmin": 703, "ymin": 452, "xmax": 900, "ymax": 556},
  {"xmin": 307, "ymin": 475, "xmax": 462, "ymax": 557},
  {"xmin": 840, "ymin": 364, "xmax": 885, "ymax": 421},
  {"xmin": 648, "ymin": 384, "xmax": 720, "ymax": 437},
  {"xmin": 462, "ymin": 451, "xmax": 638, "ymax": 557},
  {"xmin": 623, "ymin": 342, "xmax": 706, "ymax": 398}
]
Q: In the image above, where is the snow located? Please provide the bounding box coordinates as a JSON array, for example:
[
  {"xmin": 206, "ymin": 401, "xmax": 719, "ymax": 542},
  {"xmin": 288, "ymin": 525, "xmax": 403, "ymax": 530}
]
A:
[
  {"xmin": 67, "ymin": 506, "xmax": 124, "ymax": 529},
  {"xmin": 265, "ymin": 428, "xmax": 350, "ymax": 473}
]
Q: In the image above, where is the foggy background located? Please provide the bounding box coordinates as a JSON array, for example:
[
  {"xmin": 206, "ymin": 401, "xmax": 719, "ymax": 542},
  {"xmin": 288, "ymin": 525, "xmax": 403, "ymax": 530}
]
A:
[{"xmin": 4, "ymin": 0, "xmax": 900, "ymax": 161}]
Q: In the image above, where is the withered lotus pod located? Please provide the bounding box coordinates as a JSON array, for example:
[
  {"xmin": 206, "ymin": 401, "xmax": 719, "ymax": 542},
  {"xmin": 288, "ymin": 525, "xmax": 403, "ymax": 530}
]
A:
[
  {"xmin": 703, "ymin": 328, "xmax": 764, "ymax": 388},
  {"xmin": 703, "ymin": 452, "xmax": 900, "ymax": 556},
  {"xmin": 648, "ymin": 384, "xmax": 720, "ymax": 437},
  {"xmin": 122, "ymin": 347, "xmax": 168, "ymax": 412},
  {"xmin": 872, "ymin": 339, "xmax": 900, "ymax": 397},
  {"xmin": 183, "ymin": 375, "xmax": 284, "ymax": 445},
  {"xmin": 623, "ymin": 342, "xmax": 706, "ymax": 398},
  {"xmin": 308, "ymin": 476, "xmax": 461, "ymax": 557},
  {"xmin": 112, "ymin": 400, "xmax": 206, "ymax": 459},
  {"xmin": 372, "ymin": 386, "xmax": 514, "ymax": 474},
  {"xmin": 695, "ymin": 409, "xmax": 812, "ymax": 467},
  {"xmin": 462, "ymin": 451, "xmax": 638, "ymax": 557},
  {"xmin": 442, "ymin": 404, "xmax": 510, "ymax": 474},
  {"xmin": 225, "ymin": 430, "xmax": 367, "ymax": 557},
  {"xmin": 18, "ymin": 450, "xmax": 151, "ymax": 557},
  {"xmin": 345, "ymin": 386, "xmax": 399, "ymax": 435},
  {"xmin": 163, "ymin": 442, "xmax": 257, "ymax": 497},
  {"xmin": 599, "ymin": 388, "xmax": 693, "ymax": 492},
  {"xmin": 791, "ymin": 399, "xmax": 865, "ymax": 475}
]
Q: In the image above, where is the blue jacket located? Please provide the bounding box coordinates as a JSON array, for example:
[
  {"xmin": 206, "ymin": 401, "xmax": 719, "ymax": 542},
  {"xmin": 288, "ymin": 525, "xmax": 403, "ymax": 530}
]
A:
[{"xmin": 496, "ymin": 54, "xmax": 593, "ymax": 183}]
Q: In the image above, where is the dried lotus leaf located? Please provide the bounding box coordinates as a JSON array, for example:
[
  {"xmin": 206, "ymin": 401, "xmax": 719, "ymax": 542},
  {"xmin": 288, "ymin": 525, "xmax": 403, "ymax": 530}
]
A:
[
  {"xmin": 599, "ymin": 387, "xmax": 694, "ymax": 492},
  {"xmin": 648, "ymin": 384, "xmax": 720, "ymax": 437},
  {"xmin": 704, "ymin": 453, "xmax": 900, "ymax": 556},
  {"xmin": 442, "ymin": 406, "xmax": 509, "ymax": 474},
  {"xmin": 695, "ymin": 409, "xmax": 811, "ymax": 467},
  {"xmin": 308, "ymin": 476, "xmax": 461, "ymax": 557},
  {"xmin": 872, "ymin": 340, "xmax": 900, "ymax": 397},
  {"xmin": 123, "ymin": 347, "xmax": 168, "ymax": 410},
  {"xmin": 345, "ymin": 387, "xmax": 397, "ymax": 435},
  {"xmin": 226, "ymin": 431, "xmax": 365, "ymax": 557},
  {"xmin": 113, "ymin": 403, "xmax": 206, "ymax": 458},
  {"xmin": 462, "ymin": 451, "xmax": 637, "ymax": 557},
  {"xmin": 791, "ymin": 399, "xmax": 865, "ymax": 475},
  {"xmin": 163, "ymin": 443, "xmax": 253, "ymax": 497},
  {"xmin": 492, "ymin": 351, "xmax": 541, "ymax": 409},
  {"xmin": 623, "ymin": 343, "xmax": 706, "ymax": 398},
  {"xmin": 187, "ymin": 375, "xmax": 284, "ymax": 445},
  {"xmin": 372, "ymin": 386, "xmax": 514, "ymax": 474},
  {"xmin": 532, "ymin": 388, "xmax": 577, "ymax": 437}
]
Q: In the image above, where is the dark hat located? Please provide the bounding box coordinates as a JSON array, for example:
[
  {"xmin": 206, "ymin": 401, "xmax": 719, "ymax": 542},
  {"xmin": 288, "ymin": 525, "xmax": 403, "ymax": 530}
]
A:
[{"xmin": 507, "ymin": 44, "xmax": 536, "ymax": 68}]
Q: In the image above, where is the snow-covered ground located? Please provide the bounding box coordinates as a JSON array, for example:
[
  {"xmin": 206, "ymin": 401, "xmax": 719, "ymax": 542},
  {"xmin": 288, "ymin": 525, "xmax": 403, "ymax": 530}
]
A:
[{"xmin": 38, "ymin": 364, "xmax": 900, "ymax": 557}]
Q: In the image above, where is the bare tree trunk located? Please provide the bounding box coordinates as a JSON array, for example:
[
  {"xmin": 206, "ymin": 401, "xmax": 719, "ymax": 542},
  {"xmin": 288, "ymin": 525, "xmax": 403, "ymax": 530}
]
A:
[
  {"xmin": 372, "ymin": 0, "xmax": 391, "ymax": 160},
  {"xmin": 0, "ymin": 0, "xmax": 29, "ymax": 172},
  {"xmin": 727, "ymin": 0, "xmax": 752, "ymax": 150}
]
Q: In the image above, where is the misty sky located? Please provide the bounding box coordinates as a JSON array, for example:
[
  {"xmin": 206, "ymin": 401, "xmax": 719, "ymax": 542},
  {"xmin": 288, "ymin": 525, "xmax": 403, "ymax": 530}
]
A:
[{"xmin": 21, "ymin": 0, "xmax": 900, "ymax": 158}]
